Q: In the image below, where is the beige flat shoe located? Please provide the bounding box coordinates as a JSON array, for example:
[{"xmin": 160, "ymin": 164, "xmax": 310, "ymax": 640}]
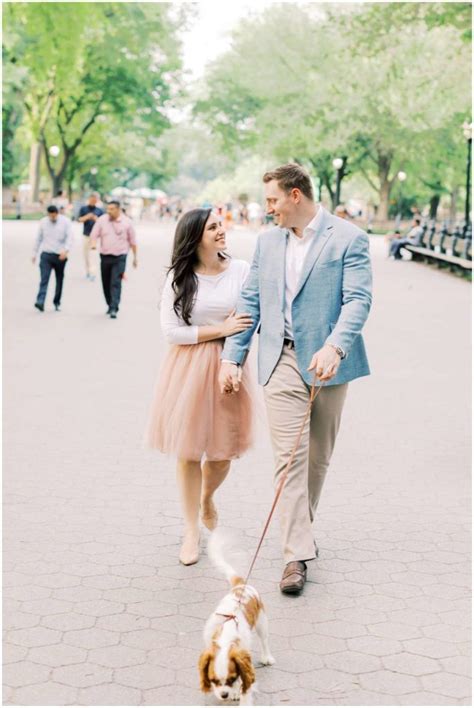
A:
[
  {"xmin": 201, "ymin": 497, "xmax": 218, "ymax": 531},
  {"xmin": 179, "ymin": 532, "xmax": 200, "ymax": 566}
]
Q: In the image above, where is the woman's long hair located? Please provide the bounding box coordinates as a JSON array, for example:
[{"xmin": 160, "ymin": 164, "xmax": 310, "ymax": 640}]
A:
[{"xmin": 169, "ymin": 208, "xmax": 226, "ymax": 325}]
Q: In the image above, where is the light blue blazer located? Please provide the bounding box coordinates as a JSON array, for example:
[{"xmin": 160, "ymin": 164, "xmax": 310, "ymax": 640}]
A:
[{"xmin": 222, "ymin": 207, "xmax": 372, "ymax": 387}]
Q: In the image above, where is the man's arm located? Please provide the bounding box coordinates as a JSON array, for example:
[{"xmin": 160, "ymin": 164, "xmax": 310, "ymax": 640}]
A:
[
  {"xmin": 89, "ymin": 219, "xmax": 101, "ymax": 249},
  {"xmin": 63, "ymin": 219, "xmax": 74, "ymax": 255},
  {"xmin": 221, "ymin": 237, "xmax": 261, "ymax": 364},
  {"xmin": 308, "ymin": 231, "xmax": 372, "ymax": 381},
  {"xmin": 32, "ymin": 223, "xmax": 43, "ymax": 262},
  {"xmin": 219, "ymin": 238, "xmax": 261, "ymax": 392},
  {"xmin": 128, "ymin": 224, "xmax": 138, "ymax": 267},
  {"xmin": 78, "ymin": 208, "xmax": 93, "ymax": 223},
  {"xmin": 325, "ymin": 231, "xmax": 372, "ymax": 356}
]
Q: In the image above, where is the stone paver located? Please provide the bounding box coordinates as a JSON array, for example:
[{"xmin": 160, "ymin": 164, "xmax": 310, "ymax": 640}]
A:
[{"xmin": 3, "ymin": 220, "xmax": 471, "ymax": 705}]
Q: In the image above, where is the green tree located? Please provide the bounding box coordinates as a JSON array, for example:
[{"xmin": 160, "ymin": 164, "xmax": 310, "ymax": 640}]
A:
[
  {"xmin": 3, "ymin": 2, "xmax": 185, "ymax": 198},
  {"xmin": 197, "ymin": 3, "xmax": 471, "ymax": 220}
]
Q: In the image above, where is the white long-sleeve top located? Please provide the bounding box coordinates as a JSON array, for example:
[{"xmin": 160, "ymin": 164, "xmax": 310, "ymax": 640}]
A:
[{"xmin": 160, "ymin": 259, "xmax": 251, "ymax": 345}]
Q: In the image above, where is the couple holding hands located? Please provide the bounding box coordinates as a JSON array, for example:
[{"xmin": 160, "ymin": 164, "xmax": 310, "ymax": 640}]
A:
[{"xmin": 147, "ymin": 163, "xmax": 372, "ymax": 595}]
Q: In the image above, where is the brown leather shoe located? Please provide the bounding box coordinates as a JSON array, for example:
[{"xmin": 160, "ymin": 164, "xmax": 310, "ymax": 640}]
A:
[{"xmin": 279, "ymin": 561, "xmax": 307, "ymax": 595}]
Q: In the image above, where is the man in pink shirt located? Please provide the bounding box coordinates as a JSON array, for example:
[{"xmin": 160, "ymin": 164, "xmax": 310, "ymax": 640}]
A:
[{"xmin": 90, "ymin": 200, "xmax": 138, "ymax": 318}]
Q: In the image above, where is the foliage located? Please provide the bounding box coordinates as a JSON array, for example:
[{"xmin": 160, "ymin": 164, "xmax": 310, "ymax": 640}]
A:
[
  {"xmin": 3, "ymin": 2, "xmax": 185, "ymax": 191},
  {"xmin": 196, "ymin": 2, "xmax": 471, "ymax": 219}
]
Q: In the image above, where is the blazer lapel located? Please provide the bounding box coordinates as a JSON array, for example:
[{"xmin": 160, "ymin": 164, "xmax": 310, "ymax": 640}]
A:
[
  {"xmin": 294, "ymin": 209, "xmax": 334, "ymax": 299},
  {"xmin": 273, "ymin": 228, "xmax": 287, "ymax": 311}
]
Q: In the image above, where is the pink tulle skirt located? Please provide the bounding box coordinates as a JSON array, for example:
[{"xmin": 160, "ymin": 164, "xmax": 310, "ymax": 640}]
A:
[{"xmin": 146, "ymin": 340, "xmax": 254, "ymax": 461}]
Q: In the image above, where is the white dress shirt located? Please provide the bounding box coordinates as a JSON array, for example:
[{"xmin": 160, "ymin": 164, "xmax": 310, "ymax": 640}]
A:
[{"xmin": 284, "ymin": 207, "xmax": 323, "ymax": 339}]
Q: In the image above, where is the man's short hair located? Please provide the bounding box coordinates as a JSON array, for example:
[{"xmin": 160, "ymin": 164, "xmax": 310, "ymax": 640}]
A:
[
  {"xmin": 263, "ymin": 163, "xmax": 314, "ymax": 201},
  {"xmin": 107, "ymin": 200, "xmax": 121, "ymax": 208},
  {"xmin": 47, "ymin": 205, "xmax": 59, "ymax": 214}
]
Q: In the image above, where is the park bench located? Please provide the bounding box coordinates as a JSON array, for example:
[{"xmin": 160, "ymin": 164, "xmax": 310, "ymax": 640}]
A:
[{"xmin": 403, "ymin": 222, "xmax": 472, "ymax": 277}]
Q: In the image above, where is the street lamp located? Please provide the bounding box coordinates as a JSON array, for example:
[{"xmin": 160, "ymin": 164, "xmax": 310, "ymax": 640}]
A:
[
  {"xmin": 462, "ymin": 121, "xmax": 472, "ymax": 236},
  {"xmin": 395, "ymin": 170, "xmax": 407, "ymax": 229},
  {"xmin": 49, "ymin": 145, "xmax": 60, "ymax": 158},
  {"xmin": 89, "ymin": 166, "xmax": 99, "ymax": 190},
  {"xmin": 332, "ymin": 157, "xmax": 344, "ymax": 208}
]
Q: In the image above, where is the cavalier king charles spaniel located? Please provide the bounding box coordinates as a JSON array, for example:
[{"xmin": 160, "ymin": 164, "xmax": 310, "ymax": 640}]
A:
[{"xmin": 198, "ymin": 531, "xmax": 275, "ymax": 705}]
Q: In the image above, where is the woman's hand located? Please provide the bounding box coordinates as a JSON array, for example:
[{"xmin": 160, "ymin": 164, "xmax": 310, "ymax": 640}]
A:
[{"xmin": 221, "ymin": 310, "xmax": 253, "ymax": 337}]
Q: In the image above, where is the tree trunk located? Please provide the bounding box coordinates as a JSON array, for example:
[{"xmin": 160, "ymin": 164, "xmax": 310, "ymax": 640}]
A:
[
  {"xmin": 28, "ymin": 142, "xmax": 42, "ymax": 204},
  {"xmin": 378, "ymin": 179, "xmax": 391, "ymax": 222},
  {"xmin": 429, "ymin": 194, "xmax": 441, "ymax": 220},
  {"xmin": 377, "ymin": 151, "xmax": 394, "ymax": 223},
  {"xmin": 449, "ymin": 186, "xmax": 459, "ymax": 225}
]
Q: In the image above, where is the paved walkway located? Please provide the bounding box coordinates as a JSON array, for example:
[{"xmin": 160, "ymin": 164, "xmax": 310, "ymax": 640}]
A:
[{"xmin": 3, "ymin": 219, "xmax": 471, "ymax": 706}]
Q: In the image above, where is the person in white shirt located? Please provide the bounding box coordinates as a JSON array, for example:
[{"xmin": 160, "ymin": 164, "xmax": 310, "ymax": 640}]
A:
[
  {"xmin": 32, "ymin": 205, "xmax": 73, "ymax": 312},
  {"xmin": 146, "ymin": 208, "xmax": 254, "ymax": 565}
]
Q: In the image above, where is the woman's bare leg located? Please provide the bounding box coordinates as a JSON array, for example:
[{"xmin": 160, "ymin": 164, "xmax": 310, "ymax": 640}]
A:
[
  {"xmin": 177, "ymin": 459, "xmax": 202, "ymax": 564},
  {"xmin": 201, "ymin": 460, "xmax": 231, "ymax": 530}
]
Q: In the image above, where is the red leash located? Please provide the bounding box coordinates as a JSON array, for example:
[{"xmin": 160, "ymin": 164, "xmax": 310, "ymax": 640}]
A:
[{"xmin": 241, "ymin": 371, "xmax": 322, "ymax": 588}]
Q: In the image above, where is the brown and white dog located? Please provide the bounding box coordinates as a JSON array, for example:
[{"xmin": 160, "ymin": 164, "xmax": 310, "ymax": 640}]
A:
[{"xmin": 198, "ymin": 531, "xmax": 275, "ymax": 705}]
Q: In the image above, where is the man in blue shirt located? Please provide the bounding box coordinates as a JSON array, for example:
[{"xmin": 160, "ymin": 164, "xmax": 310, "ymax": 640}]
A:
[
  {"xmin": 78, "ymin": 193, "xmax": 104, "ymax": 280},
  {"xmin": 32, "ymin": 206, "xmax": 74, "ymax": 312}
]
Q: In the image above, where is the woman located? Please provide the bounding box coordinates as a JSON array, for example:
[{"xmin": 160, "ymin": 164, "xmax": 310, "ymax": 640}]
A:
[{"xmin": 146, "ymin": 208, "xmax": 254, "ymax": 565}]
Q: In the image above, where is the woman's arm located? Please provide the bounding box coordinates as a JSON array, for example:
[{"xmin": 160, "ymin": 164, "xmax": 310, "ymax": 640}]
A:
[{"xmin": 160, "ymin": 273, "xmax": 253, "ymax": 345}]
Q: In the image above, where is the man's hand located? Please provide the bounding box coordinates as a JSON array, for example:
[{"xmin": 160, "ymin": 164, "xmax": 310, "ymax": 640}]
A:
[
  {"xmin": 132, "ymin": 257, "xmax": 138, "ymax": 269},
  {"xmin": 307, "ymin": 344, "xmax": 341, "ymax": 382},
  {"xmin": 218, "ymin": 361, "xmax": 242, "ymax": 394},
  {"xmin": 31, "ymin": 256, "xmax": 36, "ymax": 264},
  {"xmin": 58, "ymin": 251, "xmax": 68, "ymax": 261}
]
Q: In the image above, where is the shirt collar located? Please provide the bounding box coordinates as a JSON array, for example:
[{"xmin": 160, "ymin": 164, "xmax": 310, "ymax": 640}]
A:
[
  {"xmin": 289, "ymin": 205, "xmax": 323, "ymax": 242},
  {"xmin": 304, "ymin": 205, "xmax": 323, "ymax": 235}
]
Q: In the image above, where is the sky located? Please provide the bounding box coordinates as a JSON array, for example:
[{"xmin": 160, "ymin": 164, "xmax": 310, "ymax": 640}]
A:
[{"xmin": 181, "ymin": 1, "xmax": 275, "ymax": 79}]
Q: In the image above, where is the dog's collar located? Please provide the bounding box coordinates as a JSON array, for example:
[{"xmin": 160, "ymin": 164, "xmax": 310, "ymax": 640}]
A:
[{"xmin": 216, "ymin": 612, "xmax": 239, "ymax": 627}]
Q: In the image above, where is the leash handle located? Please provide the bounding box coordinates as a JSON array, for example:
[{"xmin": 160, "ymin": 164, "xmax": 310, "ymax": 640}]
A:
[{"xmin": 242, "ymin": 369, "xmax": 322, "ymax": 587}]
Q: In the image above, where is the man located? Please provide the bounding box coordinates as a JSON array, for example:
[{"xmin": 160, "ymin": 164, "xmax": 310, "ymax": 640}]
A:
[
  {"xmin": 219, "ymin": 164, "xmax": 372, "ymax": 595},
  {"xmin": 389, "ymin": 217, "xmax": 424, "ymax": 259},
  {"xmin": 90, "ymin": 200, "xmax": 137, "ymax": 319},
  {"xmin": 77, "ymin": 193, "xmax": 104, "ymax": 280},
  {"xmin": 32, "ymin": 205, "xmax": 73, "ymax": 312},
  {"xmin": 51, "ymin": 190, "xmax": 68, "ymax": 214}
]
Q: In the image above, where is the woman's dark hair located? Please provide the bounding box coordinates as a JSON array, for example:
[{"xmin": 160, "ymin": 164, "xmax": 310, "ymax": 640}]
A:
[{"xmin": 169, "ymin": 207, "xmax": 226, "ymax": 325}]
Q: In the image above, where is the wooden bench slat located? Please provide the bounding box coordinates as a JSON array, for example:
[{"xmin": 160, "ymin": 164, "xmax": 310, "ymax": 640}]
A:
[{"xmin": 405, "ymin": 245, "xmax": 472, "ymax": 269}]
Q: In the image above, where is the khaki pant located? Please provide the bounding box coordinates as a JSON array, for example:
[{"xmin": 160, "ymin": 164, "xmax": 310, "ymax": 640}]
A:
[
  {"xmin": 83, "ymin": 236, "xmax": 96, "ymax": 277},
  {"xmin": 264, "ymin": 344, "xmax": 348, "ymax": 563}
]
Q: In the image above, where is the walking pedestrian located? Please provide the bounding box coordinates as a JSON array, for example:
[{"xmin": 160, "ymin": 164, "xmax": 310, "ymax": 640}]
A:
[
  {"xmin": 90, "ymin": 200, "xmax": 137, "ymax": 319},
  {"xmin": 77, "ymin": 193, "xmax": 104, "ymax": 281},
  {"xmin": 219, "ymin": 163, "xmax": 372, "ymax": 595},
  {"xmin": 32, "ymin": 205, "xmax": 73, "ymax": 312},
  {"xmin": 146, "ymin": 208, "xmax": 254, "ymax": 565},
  {"xmin": 51, "ymin": 190, "xmax": 68, "ymax": 214}
]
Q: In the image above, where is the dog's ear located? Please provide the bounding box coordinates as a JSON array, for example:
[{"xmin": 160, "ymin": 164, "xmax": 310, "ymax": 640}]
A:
[
  {"xmin": 198, "ymin": 649, "xmax": 214, "ymax": 692},
  {"xmin": 230, "ymin": 647, "xmax": 255, "ymax": 694}
]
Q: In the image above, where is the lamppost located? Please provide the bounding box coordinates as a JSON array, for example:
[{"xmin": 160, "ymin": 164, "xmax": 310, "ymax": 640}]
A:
[
  {"xmin": 462, "ymin": 121, "xmax": 472, "ymax": 236},
  {"xmin": 332, "ymin": 157, "xmax": 344, "ymax": 209},
  {"xmin": 48, "ymin": 145, "xmax": 61, "ymax": 196},
  {"xmin": 90, "ymin": 166, "xmax": 98, "ymax": 191},
  {"xmin": 395, "ymin": 170, "xmax": 407, "ymax": 229}
]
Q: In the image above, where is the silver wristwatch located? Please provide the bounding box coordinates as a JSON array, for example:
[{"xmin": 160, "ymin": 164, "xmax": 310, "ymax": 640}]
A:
[{"xmin": 328, "ymin": 343, "xmax": 346, "ymax": 359}]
